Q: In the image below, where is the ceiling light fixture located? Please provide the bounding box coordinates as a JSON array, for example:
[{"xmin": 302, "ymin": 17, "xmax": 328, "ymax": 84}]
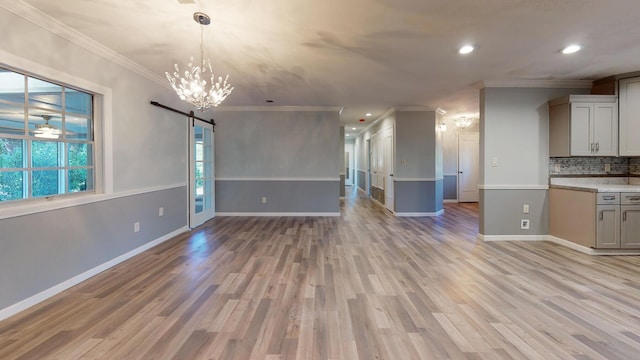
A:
[
  {"xmin": 562, "ymin": 44, "xmax": 581, "ymax": 54},
  {"xmin": 166, "ymin": 12, "xmax": 233, "ymax": 110},
  {"xmin": 365, "ymin": 113, "xmax": 372, "ymax": 117},
  {"xmin": 34, "ymin": 115, "xmax": 61, "ymax": 139},
  {"xmin": 351, "ymin": 127, "xmax": 356, "ymax": 130},
  {"xmin": 459, "ymin": 45, "xmax": 474, "ymax": 55},
  {"xmin": 455, "ymin": 116, "xmax": 473, "ymax": 128}
]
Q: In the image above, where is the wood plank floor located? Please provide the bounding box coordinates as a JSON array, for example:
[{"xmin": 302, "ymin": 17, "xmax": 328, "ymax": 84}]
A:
[{"xmin": 1, "ymin": 188, "xmax": 640, "ymax": 359}]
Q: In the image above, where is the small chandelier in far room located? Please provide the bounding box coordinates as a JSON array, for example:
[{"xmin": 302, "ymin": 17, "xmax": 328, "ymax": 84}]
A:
[
  {"xmin": 456, "ymin": 116, "xmax": 473, "ymax": 128},
  {"xmin": 34, "ymin": 115, "xmax": 61, "ymax": 139},
  {"xmin": 165, "ymin": 12, "xmax": 234, "ymax": 110}
]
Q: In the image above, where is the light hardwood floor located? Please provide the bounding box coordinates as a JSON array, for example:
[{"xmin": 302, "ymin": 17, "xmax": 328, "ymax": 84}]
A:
[{"xmin": 1, "ymin": 188, "xmax": 639, "ymax": 359}]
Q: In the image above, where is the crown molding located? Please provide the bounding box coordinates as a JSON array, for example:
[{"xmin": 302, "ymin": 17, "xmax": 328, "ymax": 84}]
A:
[
  {"xmin": 212, "ymin": 106, "xmax": 343, "ymax": 112},
  {"xmin": 394, "ymin": 105, "xmax": 445, "ymax": 113},
  {"xmin": 0, "ymin": 0, "xmax": 168, "ymax": 88},
  {"xmin": 474, "ymin": 79, "xmax": 593, "ymax": 89}
]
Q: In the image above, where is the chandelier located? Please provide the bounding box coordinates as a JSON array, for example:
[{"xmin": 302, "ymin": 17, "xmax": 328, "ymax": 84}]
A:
[
  {"xmin": 166, "ymin": 12, "xmax": 233, "ymax": 110},
  {"xmin": 34, "ymin": 115, "xmax": 61, "ymax": 139},
  {"xmin": 455, "ymin": 116, "xmax": 473, "ymax": 128}
]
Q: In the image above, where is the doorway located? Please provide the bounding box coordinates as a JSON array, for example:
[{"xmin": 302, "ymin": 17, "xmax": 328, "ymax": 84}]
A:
[
  {"xmin": 189, "ymin": 119, "xmax": 215, "ymax": 228},
  {"xmin": 458, "ymin": 132, "xmax": 479, "ymax": 202},
  {"xmin": 345, "ymin": 142, "xmax": 354, "ymax": 186}
]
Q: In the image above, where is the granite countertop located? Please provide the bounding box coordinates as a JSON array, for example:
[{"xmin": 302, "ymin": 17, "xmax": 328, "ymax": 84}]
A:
[
  {"xmin": 549, "ymin": 177, "xmax": 640, "ymax": 193},
  {"xmin": 550, "ymin": 183, "xmax": 640, "ymax": 193}
]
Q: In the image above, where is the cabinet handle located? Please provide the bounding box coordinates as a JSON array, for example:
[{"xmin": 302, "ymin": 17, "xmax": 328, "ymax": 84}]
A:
[
  {"xmin": 596, "ymin": 143, "xmax": 599, "ymax": 152},
  {"xmin": 623, "ymin": 211, "xmax": 627, "ymax": 221},
  {"xmin": 599, "ymin": 211, "xmax": 604, "ymax": 220},
  {"xmin": 603, "ymin": 196, "xmax": 615, "ymax": 201},
  {"xmin": 626, "ymin": 197, "xmax": 640, "ymax": 202},
  {"xmin": 591, "ymin": 143, "xmax": 595, "ymax": 153}
]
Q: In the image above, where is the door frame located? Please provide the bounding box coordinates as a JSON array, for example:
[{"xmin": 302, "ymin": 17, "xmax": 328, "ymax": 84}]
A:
[
  {"xmin": 457, "ymin": 131, "xmax": 479, "ymax": 203},
  {"xmin": 189, "ymin": 118, "xmax": 215, "ymax": 228}
]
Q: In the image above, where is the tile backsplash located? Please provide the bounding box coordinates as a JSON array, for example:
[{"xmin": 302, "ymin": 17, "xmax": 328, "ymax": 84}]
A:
[
  {"xmin": 631, "ymin": 158, "xmax": 640, "ymax": 175},
  {"xmin": 549, "ymin": 157, "xmax": 630, "ymax": 176}
]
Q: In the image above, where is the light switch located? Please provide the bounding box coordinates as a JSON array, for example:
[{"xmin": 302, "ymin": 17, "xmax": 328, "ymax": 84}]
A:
[{"xmin": 492, "ymin": 157, "xmax": 498, "ymax": 167}]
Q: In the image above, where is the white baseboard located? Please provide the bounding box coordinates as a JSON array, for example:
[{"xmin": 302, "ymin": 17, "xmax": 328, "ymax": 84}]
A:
[
  {"xmin": 216, "ymin": 212, "xmax": 340, "ymax": 217},
  {"xmin": 480, "ymin": 234, "xmax": 640, "ymax": 256},
  {"xmin": 443, "ymin": 199, "xmax": 458, "ymax": 203},
  {"xmin": 479, "ymin": 234, "xmax": 547, "ymax": 242},
  {"xmin": 0, "ymin": 226, "xmax": 189, "ymax": 322},
  {"xmin": 395, "ymin": 209, "xmax": 444, "ymax": 217}
]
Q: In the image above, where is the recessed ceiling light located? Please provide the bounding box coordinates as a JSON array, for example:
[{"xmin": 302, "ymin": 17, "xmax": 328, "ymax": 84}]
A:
[
  {"xmin": 562, "ymin": 44, "xmax": 581, "ymax": 54},
  {"xmin": 352, "ymin": 127, "xmax": 356, "ymax": 130},
  {"xmin": 365, "ymin": 113, "xmax": 372, "ymax": 117},
  {"xmin": 346, "ymin": 134, "xmax": 350, "ymax": 137},
  {"xmin": 459, "ymin": 45, "xmax": 474, "ymax": 55}
]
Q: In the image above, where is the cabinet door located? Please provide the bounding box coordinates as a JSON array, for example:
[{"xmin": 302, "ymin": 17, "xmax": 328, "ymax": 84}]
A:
[
  {"xmin": 596, "ymin": 205, "xmax": 620, "ymax": 248},
  {"xmin": 570, "ymin": 103, "xmax": 593, "ymax": 156},
  {"xmin": 621, "ymin": 205, "xmax": 640, "ymax": 248},
  {"xmin": 592, "ymin": 103, "xmax": 617, "ymax": 156},
  {"xmin": 619, "ymin": 77, "xmax": 640, "ymax": 156}
]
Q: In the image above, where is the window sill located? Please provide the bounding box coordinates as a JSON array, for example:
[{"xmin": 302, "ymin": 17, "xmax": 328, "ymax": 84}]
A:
[{"xmin": 0, "ymin": 183, "xmax": 186, "ymax": 220}]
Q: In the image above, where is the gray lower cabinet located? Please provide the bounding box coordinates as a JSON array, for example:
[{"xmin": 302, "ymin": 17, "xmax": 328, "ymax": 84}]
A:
[
  {"xmin": 597, "ymin": 204, "xmax": 621, "ymax": 248},
  {"xmin": 621, "ymin": 203, "xmax": 640, "ymax": 248},
  {"xmin": 596, "ymin": 193, "xmax": 621, "ymax": 248}
]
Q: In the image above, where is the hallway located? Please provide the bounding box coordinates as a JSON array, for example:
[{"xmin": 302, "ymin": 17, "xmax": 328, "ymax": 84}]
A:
[{"xmin": 1, "ymin": 191, "xmax": 639, "ymax": 359}]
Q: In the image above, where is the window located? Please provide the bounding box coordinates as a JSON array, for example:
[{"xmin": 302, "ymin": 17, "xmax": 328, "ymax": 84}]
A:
[{"xmin": 0, "ymin": 67, "xmax": 94, "ymax": 202}]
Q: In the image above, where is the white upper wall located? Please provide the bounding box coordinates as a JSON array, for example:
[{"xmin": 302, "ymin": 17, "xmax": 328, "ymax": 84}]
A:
[
  {"xmin": 480, "ymin": 87, "xmax": 590, "ymax": 187},
  {"xmin": 213, "ymin": 110, "xmax": 340, "ymax": 179},
  {"xmin": 0, "ymin": 7, "xmax": 188, "ymax": 193}
]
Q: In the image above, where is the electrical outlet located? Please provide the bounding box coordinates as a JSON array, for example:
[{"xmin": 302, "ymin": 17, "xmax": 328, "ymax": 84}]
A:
[
  {"xmin": 520, "ymin": 219, "xmax": 530, "ymax": 230},
  {"xmin": 605, "ymin": 163, "xmax": 611, "ymax": 173},
  {"xmin": 523, "ymin": 204, "xmax": 529, "ymax": 214},
  {"xmin": 554, "ymin": 164, "xmax": 561, "ymax": 172},
  {"xmin": 134, "ymin": 222, "xmax": 140, "ymax": 233},
  {"xmin": 159, "ymin": 207, "xmax": 164, "ymax": 216},
  {"xmin": 261, "ymin": 196, "xmax": 267, "ymax": 204}
]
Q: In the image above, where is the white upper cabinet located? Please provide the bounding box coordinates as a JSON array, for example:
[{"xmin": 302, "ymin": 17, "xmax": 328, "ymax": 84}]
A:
[
  {"xmin": 549, "ymin": 95, "xmax": 618, "ymax": 157},
  {"xmin": 619, "ymin": 77, "xmax": 640, "ymax": 156}
]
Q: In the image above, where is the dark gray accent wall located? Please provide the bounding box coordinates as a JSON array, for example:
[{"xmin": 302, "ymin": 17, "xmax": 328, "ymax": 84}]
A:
[
  {"xmin": 357, "ymin": 170, "xmax": 367, "ymax": 190},
  {"xmin": 443, "ymin": 175, "xmax": 457, "ymax": 200},
  {"xmin": 216, "ymin": 180, "xmax": 339, "ymax": 213},
  {"xmin": 0, "ymin": 187, "xmax": 187, "ymax": 310},
  {"xmin": 479, "ymin": 189, "xmax": 548, "ymax": 235},
  {"xmin": 395, "ymin": 180, "xmax": 443, "ymax": 213},
  {"xmin": 340, "ymin": 175, "xmax": 345, "ymax": 197}
]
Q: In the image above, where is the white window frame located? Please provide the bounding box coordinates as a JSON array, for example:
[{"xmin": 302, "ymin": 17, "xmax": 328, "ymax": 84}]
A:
[{"xmin": 0, "ymin": 49, "xmax": 113, "ymax": 219}]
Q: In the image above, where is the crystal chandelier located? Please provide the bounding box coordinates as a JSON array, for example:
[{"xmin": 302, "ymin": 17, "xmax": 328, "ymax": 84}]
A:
[
  {"xmin": 34, "ymin": 115, "xmax": 61, "ymax": 139},
  {"xmin": 166, "ymin": 12, "xmax": 233, "ymax": 110},
  {"xmin": 455, "ymin": 116, "xmax": 473, "ymax": 128}
]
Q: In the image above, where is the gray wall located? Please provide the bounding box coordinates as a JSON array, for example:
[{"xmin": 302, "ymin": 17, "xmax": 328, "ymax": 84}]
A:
[
  {"xmin": 213, "ymin": 109, "xmax": 340, "ymax": 213},
  {"xmin": 443, "ymin": 175, "xmax": 457, "ymax": 200},
  {"xmin": 0, "ymin": 187, "xmax": 187, "ymax": 310},
  {"xmin": 480, "ymin": 86, "xmax": 590, "ymax": 236},
  {"xmin": 394, "ymin": 110, "xmax": 443, "ymax": 214},
  {"xmin": 0, "ymin": 8, "xmax": 190, "ymax": 314}
]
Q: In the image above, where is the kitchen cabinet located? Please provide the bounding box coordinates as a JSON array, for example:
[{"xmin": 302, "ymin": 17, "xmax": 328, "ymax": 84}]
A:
[
  {"xmin": 549, "ymin": 95, "xmax": 618, "ymax": 157},
  {"xmin": 596, "ymin": 193, "xmax": 620, "ymax": 249},
  {"xmin": 619, "ymin": 77, "xmax": 640, "ymax": 156},
  {"xmin": 621, "ymin": 193, "xmax": 640, "ymax": 248},
  {"xmin": 550, "ymin": 188, "xmax": 640, "ymax": 250}
]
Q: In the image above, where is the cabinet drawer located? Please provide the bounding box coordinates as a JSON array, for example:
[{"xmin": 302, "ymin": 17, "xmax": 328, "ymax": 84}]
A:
[
  {"xmin": 621, "ymin": 193, "xmax": 640, "ymax": 205},
  {"xmin": 597, "ymin": 193, "xmax": 620, "ymax": 204}
]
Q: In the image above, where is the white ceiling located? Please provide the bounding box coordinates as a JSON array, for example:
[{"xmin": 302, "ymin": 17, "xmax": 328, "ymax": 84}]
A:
[{"xmin": 14, "ymin": 0, "xmax": 640, "ymax": 133}]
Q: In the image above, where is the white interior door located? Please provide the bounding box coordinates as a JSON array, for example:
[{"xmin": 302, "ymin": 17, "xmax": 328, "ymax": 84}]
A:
[
  {"xmin": 190, "ymin": 119, "xmax": 215, "ymax": 228},
  {"xmin": 384, "ymin": 132, "xmax": 394, "ymax": 212},
  {"xmin": 458, "ymin": 132, "xmax": 479, "ymax": 202},
  {"xmin": 344, "ymin": 143, "xmax": 354, "ymax": 186}
]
